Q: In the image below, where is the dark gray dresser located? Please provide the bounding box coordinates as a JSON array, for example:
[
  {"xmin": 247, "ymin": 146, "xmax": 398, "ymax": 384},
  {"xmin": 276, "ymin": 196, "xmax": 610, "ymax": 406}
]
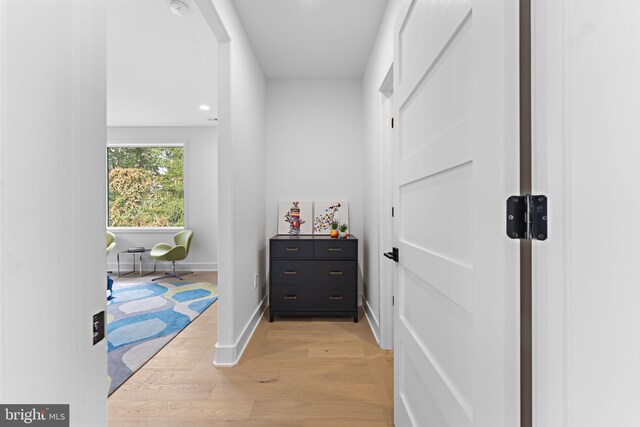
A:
[{"xmin": 269, "ymin": 235, "xmax": 358, "ymax": 322}]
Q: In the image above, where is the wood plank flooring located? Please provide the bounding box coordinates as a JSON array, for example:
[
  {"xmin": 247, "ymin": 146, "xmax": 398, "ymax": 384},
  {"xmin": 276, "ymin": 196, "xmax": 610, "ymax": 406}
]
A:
[{"xmin": 108, "ymin": 271, "xmax": 394, "ymax": 426}]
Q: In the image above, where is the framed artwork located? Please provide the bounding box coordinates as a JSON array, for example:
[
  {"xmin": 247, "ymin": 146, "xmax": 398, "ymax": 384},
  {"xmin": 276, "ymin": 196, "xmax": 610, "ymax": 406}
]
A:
[
  {"xmin": 313, "ymin": 201, "xmax": 348, "ymax": 235},
  {"xmin": 278, "ymin": 201, "xmax": 313, "ymax": 235}
]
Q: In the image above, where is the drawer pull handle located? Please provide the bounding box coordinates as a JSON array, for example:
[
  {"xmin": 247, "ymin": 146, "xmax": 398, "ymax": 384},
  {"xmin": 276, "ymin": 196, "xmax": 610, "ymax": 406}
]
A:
[
  {"xmin": 285, "ymin": 247, "xmax": 299, "ymax": 252},
  {"xmin": 328, "ymin": 247, "xmax": 342, "ymax": 252},
  {"xmin": 284, "ymin": 271, "xmax": 298, "ymax": 275},
  {"xmin": 284, "ymin": 295, "xmax": 298, "ymax": 300},
  {"xmin": 329, "ymin": 271, "xmax": 343, "ymax": 276},
  {"xmin": 329, "ymin": 295, "xmax": 343, "ymax": 300}
]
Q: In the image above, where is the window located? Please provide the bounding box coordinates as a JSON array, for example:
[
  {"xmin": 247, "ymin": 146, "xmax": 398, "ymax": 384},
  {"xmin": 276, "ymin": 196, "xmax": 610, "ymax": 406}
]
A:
[{"xmin": 107, "ymin": 144, "xmax": 185, "ymax": 228}]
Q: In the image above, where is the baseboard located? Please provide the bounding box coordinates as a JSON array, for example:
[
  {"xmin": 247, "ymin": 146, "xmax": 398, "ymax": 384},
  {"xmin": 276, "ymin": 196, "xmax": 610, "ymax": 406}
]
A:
[
  {"xmin": 213, "ymin": 295, "xmax": 267, "ymax": 367},
  {"xmin": 107, "ymin": 262, "xmax": 218, "ymax": 273},
  {"xmin": 363, "ymin": 296, "xmax": 381, "ymax": 346}
]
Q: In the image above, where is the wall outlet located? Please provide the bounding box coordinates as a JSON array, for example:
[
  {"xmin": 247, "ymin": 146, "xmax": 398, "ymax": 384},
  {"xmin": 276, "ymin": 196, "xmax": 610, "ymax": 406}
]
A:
[{"xmin": 253, "ymin": 273, "xmax": 258, "ymax": 289}]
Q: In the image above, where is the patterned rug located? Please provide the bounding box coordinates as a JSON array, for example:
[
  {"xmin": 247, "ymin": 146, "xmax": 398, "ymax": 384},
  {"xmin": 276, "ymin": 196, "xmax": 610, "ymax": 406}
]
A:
[{"xmin": 107, "ymin": 280, "xmax": 218, "ymax": 395}]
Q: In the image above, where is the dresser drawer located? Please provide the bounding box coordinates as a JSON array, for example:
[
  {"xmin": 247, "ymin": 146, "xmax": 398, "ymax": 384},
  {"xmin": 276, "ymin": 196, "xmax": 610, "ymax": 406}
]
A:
[
  {"xmin": 312, "ymin": 260, "xmax": 356, "ymax": 287},
  {"xmin": 271, "ymin": 239, "xmax": 313, "ymax": 258},
  {"xmin": 270, "ymin": 285, "xmax": 314, "ymax": 310},
  {"xmin": 270, "ymin": 284, "xmax": 355, "ymax": 311},
  {"xmin": 312, "ymin": 285, "xmax": 356, "ymax": 311},
  {"xmin": 271, "ymin": 260, "xmax": 315, "ymax": 285},
  {"xmin": 314, "ymin": 239, "xmax": 357, "ymax": 258}
]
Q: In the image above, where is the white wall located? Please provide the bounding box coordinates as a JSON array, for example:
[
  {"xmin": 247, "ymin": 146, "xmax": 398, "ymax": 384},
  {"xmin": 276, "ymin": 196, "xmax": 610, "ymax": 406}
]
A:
[
  {"xmin": 106, "ymin": 126, "xmax": 218, "ymax": 272},
  {"xmin": 265, "ymin": 79, "xmax": 364, "ymax": 260},
  {"xmin": 361, "ymin": 0, "xmax": 402, "ymax": 346},
  {"xmin": 0, "ymin": 1, "xmax": 107, "ymax": 425},
  {"xmin": 205, "ymin": 0, "xmax": 268, "ymax": 367}
]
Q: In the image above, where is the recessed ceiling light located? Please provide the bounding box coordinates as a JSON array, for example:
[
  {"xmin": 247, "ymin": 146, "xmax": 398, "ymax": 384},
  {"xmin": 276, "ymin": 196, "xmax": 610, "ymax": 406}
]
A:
[
  {"xmin": 170, "ymin": 0, "xmax": 189, "ymax": 17},
  {"xmin": 199, "ymin": 104, "xmax": 210, "ymax": 111}
]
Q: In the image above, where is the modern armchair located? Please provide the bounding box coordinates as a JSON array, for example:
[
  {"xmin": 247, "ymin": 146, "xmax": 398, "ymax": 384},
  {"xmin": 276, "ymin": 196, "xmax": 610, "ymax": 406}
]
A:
[
  {"xmin": 150, "ymin": 230, "xmax": 194, "ymax": 281},
  {"xmin": 107, "ymin": 231, "xmax": 116, "ymax": 255}
]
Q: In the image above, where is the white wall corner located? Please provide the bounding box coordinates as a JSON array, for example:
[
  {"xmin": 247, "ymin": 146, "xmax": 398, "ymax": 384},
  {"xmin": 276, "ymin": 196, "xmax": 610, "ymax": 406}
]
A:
[
  {"xmin": 363, "ymin": 296, "xmax": 381, "ymax": 346},
  {"xmin": 213, "ymin": 295, "xmax": 267, "ymax": 367}
]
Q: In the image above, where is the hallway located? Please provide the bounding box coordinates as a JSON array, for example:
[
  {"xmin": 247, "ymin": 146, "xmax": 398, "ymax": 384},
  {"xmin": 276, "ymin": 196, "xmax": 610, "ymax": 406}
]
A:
[{"xmin": 108, "ymin": 273, "xmax": 393, "ymax": 426}]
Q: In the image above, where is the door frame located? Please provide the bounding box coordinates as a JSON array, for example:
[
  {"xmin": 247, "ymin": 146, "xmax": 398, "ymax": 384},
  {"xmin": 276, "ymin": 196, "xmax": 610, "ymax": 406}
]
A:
[
  {"xmin": 378, "ymin": 64, "xmax": 394, "ymax": 350},
  {"xmin": 531, "ymin": 0, "xmax": 566, "ymax": 424},
  {"xmin": 532, "ymin": 1, "xmax": 640, "ymax": 423},
  {"xmin": 192, "ymin": 0, "xmax": 236, "ymax": 366}
]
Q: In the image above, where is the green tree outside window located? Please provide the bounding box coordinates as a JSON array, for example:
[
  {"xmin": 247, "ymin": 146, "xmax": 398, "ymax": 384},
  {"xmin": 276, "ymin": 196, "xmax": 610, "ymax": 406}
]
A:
[{"xmin": 107, "ymin": 146, "xmax": 184, "ymax": 227}]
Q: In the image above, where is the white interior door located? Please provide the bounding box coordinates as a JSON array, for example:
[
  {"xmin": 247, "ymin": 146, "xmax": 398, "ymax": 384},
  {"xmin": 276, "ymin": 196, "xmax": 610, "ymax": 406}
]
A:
[
  {"xmin": 392, "ymin": 0, "xmax": 520, "ymax": 425},
  {"xmin": 0, "ymin": 0, "xmax": 107, "ymax": 424},
  {"xmin": 532, "ymin": 1, "xmax": 640, "ymax": 426}
]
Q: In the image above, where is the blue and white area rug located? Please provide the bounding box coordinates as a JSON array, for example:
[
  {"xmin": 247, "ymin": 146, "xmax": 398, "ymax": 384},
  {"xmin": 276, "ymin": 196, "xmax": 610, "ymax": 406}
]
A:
[{"xmin": 107, "ymin": 280, "xmax": 218, "ymax": 395}]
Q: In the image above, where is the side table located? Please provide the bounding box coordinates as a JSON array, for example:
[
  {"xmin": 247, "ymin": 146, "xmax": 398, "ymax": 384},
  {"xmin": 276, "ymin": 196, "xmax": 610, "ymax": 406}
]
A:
[{"xmin": 117, "ymin": 249, "xmax": 155, "ymax": 277}]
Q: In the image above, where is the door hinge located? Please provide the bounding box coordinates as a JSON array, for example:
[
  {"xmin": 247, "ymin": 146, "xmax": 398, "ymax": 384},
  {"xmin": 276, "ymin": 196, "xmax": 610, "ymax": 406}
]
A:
[
  {"xmin": 391, "ymin": 117, "xmax": 395, "ymax": 129},
  {"xmin": 392, "ymin": 206, "xmax": 395, "ymax": 217},
  {"xmin": 392, "ymin": 296, "xmax": 395, "ymax": 306},
  {"xmin": 506, "ymin": 194, "xmax": 548, "ymax": 240}
]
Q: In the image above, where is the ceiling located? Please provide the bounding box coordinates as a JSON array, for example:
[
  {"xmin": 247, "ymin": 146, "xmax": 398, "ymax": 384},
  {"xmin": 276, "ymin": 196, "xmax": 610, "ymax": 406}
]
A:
[
  {"xmin": 107, "ymin": 0, "xmax": 218, "ymax": 127},
  {"xmin": 233, "ymin": 0, "xmax": 388, "ymax": 79}
]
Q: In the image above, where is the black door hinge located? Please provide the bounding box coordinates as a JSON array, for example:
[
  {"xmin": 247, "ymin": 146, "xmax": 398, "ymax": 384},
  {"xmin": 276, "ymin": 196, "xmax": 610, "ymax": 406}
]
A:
[
  {"xmin": 392, "ymin": 206, "xmax": 395, "ymax": 217},
  {"xmin": 392, "ymin": 296, "xmax": 395, "ymax": 306},
  {"xmin": 391, "ymin": 117, "xmax": 395, "ymax": 129},
  {"xmin": 506, "ymin": 194, "xmax": 548, "ymax": 240}
]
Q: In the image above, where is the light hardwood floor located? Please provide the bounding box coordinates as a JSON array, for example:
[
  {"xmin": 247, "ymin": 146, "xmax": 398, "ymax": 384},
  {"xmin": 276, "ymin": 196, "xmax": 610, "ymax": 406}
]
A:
[{"xmin": 108, "ymin": 271, "xmax": 394, "ymax": 426}]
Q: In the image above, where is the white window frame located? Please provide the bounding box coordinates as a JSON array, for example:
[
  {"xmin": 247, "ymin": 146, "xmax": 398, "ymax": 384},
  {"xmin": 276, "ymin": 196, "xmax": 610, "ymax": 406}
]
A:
[{"xmin": 106, "ymin": 140, "xmax": 188, "ymax": 233}]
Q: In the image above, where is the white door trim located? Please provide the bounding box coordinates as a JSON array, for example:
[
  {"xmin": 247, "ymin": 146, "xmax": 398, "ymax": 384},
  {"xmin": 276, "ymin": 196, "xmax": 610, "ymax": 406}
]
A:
[
  {"xmin": 532, "ymin": 1, "xmax": 640, "ymax": 425},
  {"xmin": 531, "ymin": 0, "xmax": 566, "ymax": 424},
  {"xmin": 193, "ymin": 0, "xmax": 237, "ymax": 367},
  {"xmin": 378, "ymin": 64, "xmax": 394, "ymax": 350}
]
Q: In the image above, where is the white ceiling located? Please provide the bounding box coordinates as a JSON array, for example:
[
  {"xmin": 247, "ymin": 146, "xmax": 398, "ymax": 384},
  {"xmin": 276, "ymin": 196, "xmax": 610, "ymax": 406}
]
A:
[
  {"xmin": 233, "ymin": 0, "xmax": 388, "ymax": 79},
  {"xmin": 107, "ymin": 0, "xmax": 218, "ymax": 127}
]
